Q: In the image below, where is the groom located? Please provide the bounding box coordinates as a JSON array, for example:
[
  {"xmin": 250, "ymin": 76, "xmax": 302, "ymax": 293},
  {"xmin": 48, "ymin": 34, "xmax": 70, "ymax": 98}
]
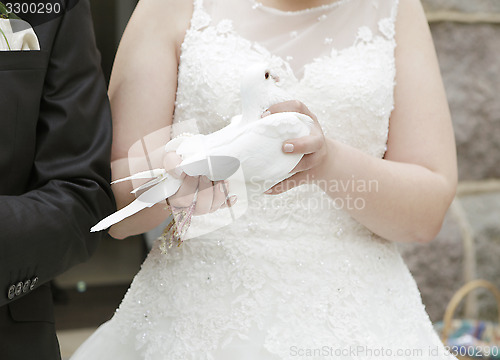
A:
[{"xmin": 0, "ymin": 1, "xmax": 115, "ymax": 359}]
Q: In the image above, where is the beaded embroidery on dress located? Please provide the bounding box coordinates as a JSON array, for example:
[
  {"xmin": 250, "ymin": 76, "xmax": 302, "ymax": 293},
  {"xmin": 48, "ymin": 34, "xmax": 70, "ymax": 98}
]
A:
[{"xmin": 71, "ymin": 0, "xmax": 457, "ymax": 359}]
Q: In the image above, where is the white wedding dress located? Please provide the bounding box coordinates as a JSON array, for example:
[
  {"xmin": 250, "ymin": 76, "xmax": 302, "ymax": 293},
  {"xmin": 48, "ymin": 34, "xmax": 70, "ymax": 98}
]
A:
[{"xmin": 71, "ymin": 0, "xmax": 456, "ymax": 359}]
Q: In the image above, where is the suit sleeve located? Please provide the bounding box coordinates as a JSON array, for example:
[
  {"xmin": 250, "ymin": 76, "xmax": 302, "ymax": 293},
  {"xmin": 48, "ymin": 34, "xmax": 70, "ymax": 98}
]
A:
[{"xmin": 0, "ymin": 0, "xmax": 116, "ymax": 306}]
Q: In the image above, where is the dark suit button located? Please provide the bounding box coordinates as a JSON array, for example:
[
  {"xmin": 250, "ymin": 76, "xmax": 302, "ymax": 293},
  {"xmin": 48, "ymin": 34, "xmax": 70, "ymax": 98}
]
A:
[
  {"xmin": 30, "ymin": 277, "xmax": 38, "ymax": 290},
  {"xmin": 22, "ymin": 280, "xmax": 31, "ymax": 293},
  {"xmin": 7, "ymin": 285, "xmax": 16, "ymax": 300},
  {"xmin": 15, "ymin": 282, "xmax": 23, "ymax": 296}
]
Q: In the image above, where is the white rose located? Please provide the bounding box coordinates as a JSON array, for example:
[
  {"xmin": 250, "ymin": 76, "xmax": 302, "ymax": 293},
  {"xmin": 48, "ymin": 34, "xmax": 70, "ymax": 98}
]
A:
[{"xmin": 0, "ymin": 18, "xmax": 40, "ymax": 51}]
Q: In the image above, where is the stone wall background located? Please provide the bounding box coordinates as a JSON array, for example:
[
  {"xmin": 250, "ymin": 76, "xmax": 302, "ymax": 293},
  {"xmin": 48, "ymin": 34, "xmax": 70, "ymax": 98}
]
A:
[{"xmin": 398, "ymin": 0, "xmax": 500, "ymax": 325}]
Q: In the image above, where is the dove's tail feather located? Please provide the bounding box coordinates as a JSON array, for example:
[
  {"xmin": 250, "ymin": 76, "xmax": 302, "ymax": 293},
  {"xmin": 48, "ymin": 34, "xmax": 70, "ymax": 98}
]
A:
[
  {"xmin": 90, "ymin": 199, "xmax": 151, "ymax": 233},
  {"xmin": 91, "ymin": 174, "xmax": 184, "ymax": 233},
  {"xmin": 111, "ymin": 169, "xmax": 166, "ymax": 185},
  {"xmin": 130, "ymin": 175, "xmax": 167, "ymax": 194}
]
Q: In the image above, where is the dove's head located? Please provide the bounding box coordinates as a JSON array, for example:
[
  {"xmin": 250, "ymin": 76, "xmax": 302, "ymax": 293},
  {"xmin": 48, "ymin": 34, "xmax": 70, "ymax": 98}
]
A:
[{"xmin": 240, "ymin": 63, "xmax": 289, "ymax": 122}]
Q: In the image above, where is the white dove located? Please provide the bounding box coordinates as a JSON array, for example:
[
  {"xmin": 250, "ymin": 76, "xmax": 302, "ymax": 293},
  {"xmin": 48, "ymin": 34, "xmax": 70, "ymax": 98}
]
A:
[{"xmin": 91, "ymin": 63, "xmax": 314, "ymax": 232}]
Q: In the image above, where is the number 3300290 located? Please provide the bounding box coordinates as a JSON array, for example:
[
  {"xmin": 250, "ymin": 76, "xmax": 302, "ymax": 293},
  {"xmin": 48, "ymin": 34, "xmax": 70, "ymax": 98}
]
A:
[{"xmin": 5, "ymin": 2, "xmax": 62, "ymax": 15}]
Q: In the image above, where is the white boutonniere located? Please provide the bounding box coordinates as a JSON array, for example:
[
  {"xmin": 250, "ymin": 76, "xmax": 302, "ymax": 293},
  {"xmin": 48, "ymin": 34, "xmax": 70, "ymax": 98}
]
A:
[{"xmin": 0, "ymin": 2, "xmax": 40, "ymax": 51}]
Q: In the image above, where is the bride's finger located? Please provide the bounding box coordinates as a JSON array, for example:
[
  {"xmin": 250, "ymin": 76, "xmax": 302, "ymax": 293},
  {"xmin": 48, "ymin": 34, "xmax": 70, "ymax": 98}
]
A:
[
  {"xmin": 282, "ymin": 134, "xmax": 323, "ymax": 155},
  {"xmin": 169, "ymin": 175, "xmax": 199, "ymax": 208},
  {"xmin": 193, "ymin": 176, "xmax": 214, "ymax": 215},
  {"xmin": 209, "ymin": 181, "xmax": 227, "ymax": 212}
]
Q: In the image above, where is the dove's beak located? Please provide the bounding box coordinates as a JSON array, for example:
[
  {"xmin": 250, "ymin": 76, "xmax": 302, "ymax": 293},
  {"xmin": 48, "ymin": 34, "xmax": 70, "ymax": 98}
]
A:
[{"xmin": 271, "ymin": 74, "xmax": 280, "ymax": 82}]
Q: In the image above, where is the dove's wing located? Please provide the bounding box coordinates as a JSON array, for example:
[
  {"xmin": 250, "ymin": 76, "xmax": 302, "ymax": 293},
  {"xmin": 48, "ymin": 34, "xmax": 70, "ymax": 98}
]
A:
[
  {"xmin": 251, "ymin": 112, "xmax": 313, "ymax": 139},
  {"xmin": 180, "ymin": 156, "xmax": 240, "ymax": 181},
  {"xmin": 195, "ymin": 112, "xmax": 313, "ymax": 185},
  {"xmin": 131, "ymin": 174, "xmax": 169, "ymax": 194},
  {"xmin": 175, "ymin": 134, "xmax": 207, "ymax": 159},
  {"xmin": 244, "ymin": 112, "xmax": 312, "ymax": 186},
  {"xmin": 90, "ymin": 176, "xmax": 183, "ymax": 232},
  {"xmin": 137, "ymin": 176, "xmax": 183, "ymax": 204},
  {"xmin": 176, "ymin": 118, "xmax": 245, "ymax": 180},
  {"xmin": 207, "ymin": 112, "xmax": 312, "ymax": 155},
  {"xmin": 111, "ymin": 169, "xmax": 166, "ymax": 185}
]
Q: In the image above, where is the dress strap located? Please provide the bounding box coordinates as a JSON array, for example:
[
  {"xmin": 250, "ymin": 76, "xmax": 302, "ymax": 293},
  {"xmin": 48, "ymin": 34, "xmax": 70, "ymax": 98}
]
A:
[
  {"xmin": 190, "ymin": 0, "xmax": 212, "ymax": 31},
  {"xmin": 375, "ymin": 0, "xmax": 400, "ymax": 41},
  {"xmin": 193, "ymin": 0, "xmax": 203, "ymax": 12},
  {"xmin": 389, "ymin": 0, "xmax": 400, "ymax": 28}
]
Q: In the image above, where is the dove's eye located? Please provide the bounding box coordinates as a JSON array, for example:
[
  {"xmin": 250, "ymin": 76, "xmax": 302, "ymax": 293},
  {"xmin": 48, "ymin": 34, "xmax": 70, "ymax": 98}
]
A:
[{"xmin": 265, "ymin": 71, "xmax": 270, "ymax": 80}]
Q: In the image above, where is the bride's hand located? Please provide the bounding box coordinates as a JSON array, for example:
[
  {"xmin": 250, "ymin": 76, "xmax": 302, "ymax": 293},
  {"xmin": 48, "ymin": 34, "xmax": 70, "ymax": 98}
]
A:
[
  {"xmin": 162, "ymin": 151, "xmax": 236, "ymax": 215},
  {"xmin": 263, "ymin": 100, "xmax": 329, "ymax": 195}
]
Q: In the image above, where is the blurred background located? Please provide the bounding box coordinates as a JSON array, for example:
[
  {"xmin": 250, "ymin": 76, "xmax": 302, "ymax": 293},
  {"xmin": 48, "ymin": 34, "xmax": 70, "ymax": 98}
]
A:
[{"xmin": 54, "ymin": 0, "xmax": 500, "ymax": 358}]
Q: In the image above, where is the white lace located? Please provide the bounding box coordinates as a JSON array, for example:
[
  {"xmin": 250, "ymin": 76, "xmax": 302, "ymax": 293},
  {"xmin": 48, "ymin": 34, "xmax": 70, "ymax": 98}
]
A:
[{"xmin": 72, "ymin": 0, "xmax": 456, "ymax": 359}]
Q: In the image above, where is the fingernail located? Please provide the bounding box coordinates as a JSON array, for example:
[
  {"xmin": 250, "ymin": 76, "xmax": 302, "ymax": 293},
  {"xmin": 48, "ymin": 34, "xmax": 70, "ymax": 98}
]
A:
[
  {"xmin": 228, "ymin": 195, "xmax": 237, "ymax": 206},
  {"xmin": 261, "ymin": 110, "xmax": 271, "ymax": 118},
  {"xmin": 284, "ymin": 143, "xmax": 294, "ymax": 153},
  {"xmin": 264, "ymin": 189, "xmax": 273, "ymax": 194},
  {"xmin": 218, "ymin": 183, "xmax": 224, "ymax": 192}
]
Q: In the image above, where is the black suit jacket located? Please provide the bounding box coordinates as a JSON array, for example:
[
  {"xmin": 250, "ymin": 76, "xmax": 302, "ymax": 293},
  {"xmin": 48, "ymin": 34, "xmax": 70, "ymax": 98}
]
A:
[{"xmin": 0, "ymin": 1, "xmax": 115, "ymax": 359}]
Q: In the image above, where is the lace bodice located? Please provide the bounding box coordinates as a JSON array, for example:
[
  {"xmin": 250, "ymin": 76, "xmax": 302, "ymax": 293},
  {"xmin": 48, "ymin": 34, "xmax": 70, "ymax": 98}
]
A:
[
  {"xmin": 104, "ymin": 1, "xmax": 452, "ymax": 359},
  {"xmin": 172, "ymin": 0, "xmax": 397, "ymax": 239},
  {"xmin": 173, "ymin": 0, "xmax": 397, "ymax": 149}
]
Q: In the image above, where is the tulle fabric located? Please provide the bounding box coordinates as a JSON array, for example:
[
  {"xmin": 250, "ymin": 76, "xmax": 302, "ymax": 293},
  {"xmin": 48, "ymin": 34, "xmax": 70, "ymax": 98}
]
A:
[{"xmin": 206, "ymin": 0, "xmax": 397, "ymax": 78}]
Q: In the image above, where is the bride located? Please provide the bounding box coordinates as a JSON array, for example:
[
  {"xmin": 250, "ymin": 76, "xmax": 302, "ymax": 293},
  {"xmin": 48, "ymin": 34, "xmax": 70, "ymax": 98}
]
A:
[{"xmin": 72, "ymin": 0, "xmax": 458, "ymax": 359}]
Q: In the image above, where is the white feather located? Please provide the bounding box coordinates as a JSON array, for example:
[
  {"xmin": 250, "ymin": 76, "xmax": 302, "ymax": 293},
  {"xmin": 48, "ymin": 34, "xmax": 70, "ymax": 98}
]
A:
[{"xmin": 110, "ymin": 169, "xmax": 166, "ymax": 185}]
